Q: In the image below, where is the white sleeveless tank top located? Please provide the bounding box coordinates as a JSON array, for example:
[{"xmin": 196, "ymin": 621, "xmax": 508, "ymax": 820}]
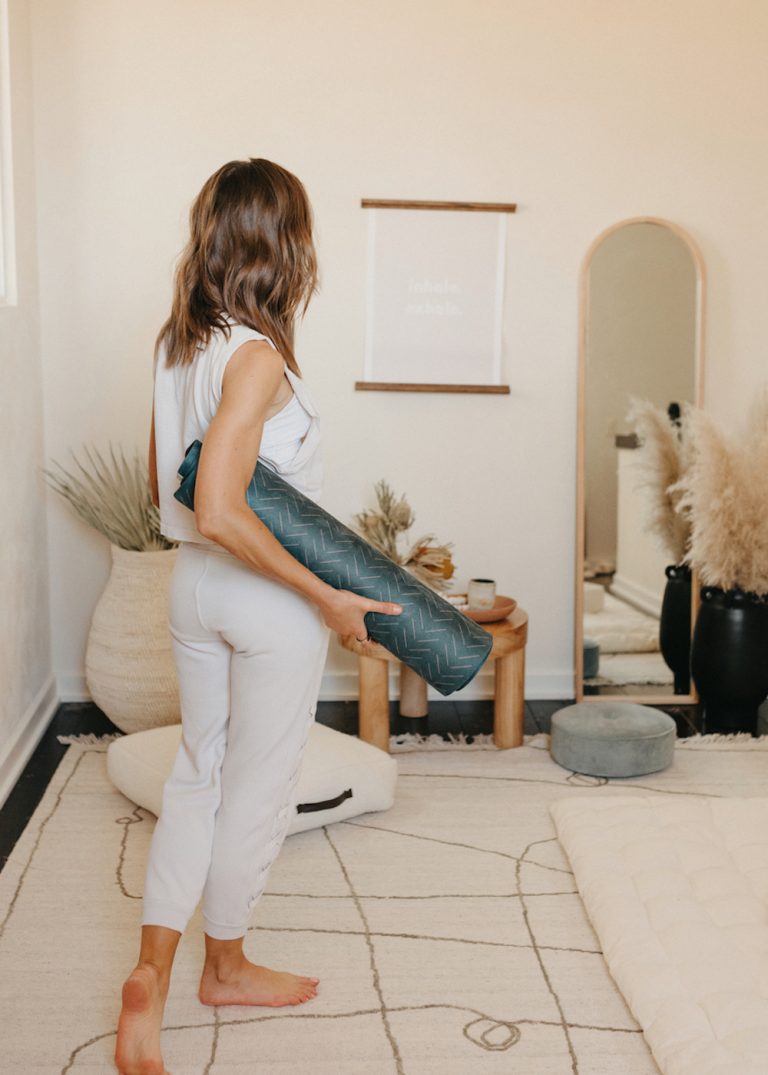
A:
[{"xmin": 153, "ymin": 317, "xmax": 324, "ymax": 545}]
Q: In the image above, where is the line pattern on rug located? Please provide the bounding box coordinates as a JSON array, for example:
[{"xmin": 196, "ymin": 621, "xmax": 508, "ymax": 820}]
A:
[
  {"xmin": 324, "ymin": 825, "xmax": 405, "ymax": 1073},
  {"xmin": 5, "ymin": 740, "xmax": 715, "ymax": 1073},
  {"xmin": 76, "ymin": 748, "xmax": 649, "ymax": 1072}
]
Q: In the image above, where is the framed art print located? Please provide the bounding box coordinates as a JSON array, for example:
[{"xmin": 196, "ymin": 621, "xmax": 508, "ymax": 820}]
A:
[{"xmin": 358, "ymin": 199, "xmax": 515, "ymax": 394}]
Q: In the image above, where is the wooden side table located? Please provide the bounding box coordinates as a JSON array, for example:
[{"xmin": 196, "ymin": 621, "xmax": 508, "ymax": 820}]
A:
[{"xmin": 338, "ymin": 607, "xmax": 528, "ymax": 752}]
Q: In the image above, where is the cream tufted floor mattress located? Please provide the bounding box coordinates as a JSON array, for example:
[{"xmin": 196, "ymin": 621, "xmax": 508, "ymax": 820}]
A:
[
  {"xmin": 584, "ymin": 592, "xmax": 660, "ymax": 653},
  {"xmin": 551, "ymin": 795, "xmax": 768, "ymax": 1075}
]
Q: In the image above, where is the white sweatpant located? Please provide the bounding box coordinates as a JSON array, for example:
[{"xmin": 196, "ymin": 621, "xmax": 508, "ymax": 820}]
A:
[{"xmin": 141, "ymin": 541, "xmax": 331, "ymax": 940}]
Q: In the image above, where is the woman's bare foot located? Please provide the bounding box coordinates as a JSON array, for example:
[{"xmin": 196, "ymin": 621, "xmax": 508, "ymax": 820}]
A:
[
  {"xmin": 115, "ymin": 963, "xmax": 171, "ymax": 1075},
  {"xmin": 199, "ymin": 956, "xmax": 319, "ymax": 1007}
]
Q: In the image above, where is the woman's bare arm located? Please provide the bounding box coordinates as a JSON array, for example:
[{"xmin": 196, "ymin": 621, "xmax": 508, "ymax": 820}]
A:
[{"xmin": 193, "ymin": 340, "xmax": 402, "ymax": 636}]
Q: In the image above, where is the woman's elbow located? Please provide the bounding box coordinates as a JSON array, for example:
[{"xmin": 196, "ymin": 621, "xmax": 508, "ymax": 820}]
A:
[
  {"xmin": 195, "ymin": 485, "xmax": 248, "ymax": 542},
  {"xmin": 195, "ymin": 512, "xmax": 221, "ymax": 542},
  {"xmin": 195, "ymin": 503, "xmax": 227, "ymax": 542}
]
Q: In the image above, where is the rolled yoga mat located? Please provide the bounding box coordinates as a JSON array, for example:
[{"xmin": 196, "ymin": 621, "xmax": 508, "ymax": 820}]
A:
[{"xmin": 174, "ymin": 440, "xmax": 493, "ymax": 696}]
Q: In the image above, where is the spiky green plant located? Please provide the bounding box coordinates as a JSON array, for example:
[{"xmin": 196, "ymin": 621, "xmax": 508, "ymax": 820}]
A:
[{"xmin": 43, "ymin": 444, "xmax": 175, "ymax": 551}]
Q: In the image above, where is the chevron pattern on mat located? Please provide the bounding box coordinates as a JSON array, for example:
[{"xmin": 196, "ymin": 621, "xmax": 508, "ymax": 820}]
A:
[{"xmin": 174, "ymin": 440, "xmax": 493, "ymax": 696}]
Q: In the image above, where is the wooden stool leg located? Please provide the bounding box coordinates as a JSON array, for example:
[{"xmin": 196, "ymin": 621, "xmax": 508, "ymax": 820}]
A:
[
  {"xmin": 494, "ymin": 648, "xmax": 525, "ymax": 748},
  {"xmin": 399, "ymin": 663, "xmax": 429, "ymax": 718},
  {"xmin": 358, "ymin": 655, "xmax": 390, "ymax": 752}
]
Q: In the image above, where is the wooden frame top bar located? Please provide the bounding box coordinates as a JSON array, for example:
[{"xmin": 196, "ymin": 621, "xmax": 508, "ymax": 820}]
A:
[
  {"xmin": 361, "ymin": 198, "xmax": 517, "ymax": 213},
  {"xmin": 355, "ymin": 380, "xmax": 510, "ymax": 394}
]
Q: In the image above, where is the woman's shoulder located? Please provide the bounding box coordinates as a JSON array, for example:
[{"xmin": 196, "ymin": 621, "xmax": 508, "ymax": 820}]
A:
[
  {"xmin": 219, "ymin": 315, "xmax": 278, "ymax": 352},
  {"xmin": 216, "ymin": 320, "xmax": 281, "ymax": 376},
  {"xmin": 210, "ymin": 319, "xmax": 283, "ymax": 401},
  {"xmin": 154, "ymin": 318, "xmax": 281, "ymax": 398}
]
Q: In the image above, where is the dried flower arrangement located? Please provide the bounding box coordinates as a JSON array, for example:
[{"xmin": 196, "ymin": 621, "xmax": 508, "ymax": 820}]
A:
[
  {"xmin": 44, "ymin": 445, "xmax": 175, "ymax": 552},
  {"xmin": 627, "ymin": 391, "xmax": 768, "ymax": 595},
  {"xmin": 352, "ymin": 479, "xmax": 455, "ymax": 592},
  {"xmin": 626, "ymin": 397, "xmax": 691, "ymax": 564},
  {"xmin": 670, "ymin": 392, "xmax": 768, "ymax": 596}
]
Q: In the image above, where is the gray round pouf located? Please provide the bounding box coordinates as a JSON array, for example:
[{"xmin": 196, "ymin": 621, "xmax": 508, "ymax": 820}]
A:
[{"xmin": 551, "ymin": 702, "xmax": 676, "ymax": 778}]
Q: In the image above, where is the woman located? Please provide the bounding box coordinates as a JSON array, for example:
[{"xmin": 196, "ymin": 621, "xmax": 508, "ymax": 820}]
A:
[{"xmin": 115, "ymin": 158, "xmax": 403, "ymax": 1075}]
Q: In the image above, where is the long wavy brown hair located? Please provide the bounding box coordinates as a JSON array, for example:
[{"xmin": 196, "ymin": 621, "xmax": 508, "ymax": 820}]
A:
[{"xmin": 155, "ymin": 158, "xmax": 318, "ymax": 375}]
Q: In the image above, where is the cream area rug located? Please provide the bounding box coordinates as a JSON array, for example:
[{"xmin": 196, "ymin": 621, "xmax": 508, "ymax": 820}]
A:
[
  {"xmin": 551, "ymin": 794, "xmax": 768, "ymax": 1075},
  {"xmin": 3, "ymin": 733, "xmax": 768, "ymax": 1074}
]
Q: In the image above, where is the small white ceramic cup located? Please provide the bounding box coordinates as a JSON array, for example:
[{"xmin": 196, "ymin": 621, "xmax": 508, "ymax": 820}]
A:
[{"xmin": 467, "ymin": 578, "xmax": 496, "ymax": 610}]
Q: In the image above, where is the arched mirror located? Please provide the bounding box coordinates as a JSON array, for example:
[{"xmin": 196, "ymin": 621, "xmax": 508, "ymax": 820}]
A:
[{"xmin": 575, "ymin": 217, "xmax": 705, "ymax": 702}]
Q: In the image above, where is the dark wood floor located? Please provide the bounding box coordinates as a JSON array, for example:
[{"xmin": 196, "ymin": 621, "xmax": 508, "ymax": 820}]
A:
[{"xmin": 0, "ymin": 698, "xmax": 702, "ymax": 873}]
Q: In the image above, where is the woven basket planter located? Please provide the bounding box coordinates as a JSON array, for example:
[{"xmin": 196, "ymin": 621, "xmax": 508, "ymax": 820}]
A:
[{"xmin": 85, "ymin": 545, "xmax": 180, "ymax": 734}]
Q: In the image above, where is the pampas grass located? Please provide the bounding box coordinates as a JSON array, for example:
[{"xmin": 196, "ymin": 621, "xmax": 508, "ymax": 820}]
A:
[
  {"xmin": 671, "ymin": 391, "xmax": 768, "ymax": 595},
  {"xmin": 44, "ymin": 444, "xmax": 175, "ymax": 552},
  {"xmin": 352, "ymin": 478, "xmax": 455, "ymax": 592},
  {"xmin": 352, "ymin": 480, "xmax": 414, "ymax": 561},
  {"xmin": 626, "ymin": 397, "xmax": 691, "ymax": 563}
]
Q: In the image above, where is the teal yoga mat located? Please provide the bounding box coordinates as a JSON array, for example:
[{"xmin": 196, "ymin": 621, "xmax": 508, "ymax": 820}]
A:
[{"xmin": 174, "ymin": 440, "xmax": 493, "ymax": 696}]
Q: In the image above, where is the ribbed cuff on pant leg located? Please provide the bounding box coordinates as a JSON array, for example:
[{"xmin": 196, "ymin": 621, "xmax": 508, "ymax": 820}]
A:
[
  {"xmin": 141, "ymin": 898, "xmax": 191, "ymax": 935},
  {"xmin": 202, "ymin": 915, "xmax": 249, "ymax": 941}
]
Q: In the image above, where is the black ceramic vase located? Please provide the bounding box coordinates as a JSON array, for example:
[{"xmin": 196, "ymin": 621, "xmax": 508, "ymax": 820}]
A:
[
  {"xmin": 691, "ymin": 586, "xmax": 768, "ymax": 734},
  {"xmin": 659, "ymin": 564, "xmax": 692, "ymax": 694}
]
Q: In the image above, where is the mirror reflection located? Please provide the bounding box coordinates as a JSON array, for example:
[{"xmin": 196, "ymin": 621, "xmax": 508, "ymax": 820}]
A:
[{"xmin": 580, "ymin": 220, "xmax": 700, "ymax": 697}]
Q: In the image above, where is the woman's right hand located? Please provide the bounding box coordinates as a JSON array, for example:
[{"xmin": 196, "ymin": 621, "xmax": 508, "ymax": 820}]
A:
[{"xmin": 319, "ymin": 588, "xmax": 403, "ymax": 642}]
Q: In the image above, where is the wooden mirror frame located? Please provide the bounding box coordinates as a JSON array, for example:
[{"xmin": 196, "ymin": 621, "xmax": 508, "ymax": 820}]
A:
[{"xmin": 574, "ymin": 216, "xmax": 707, "ymax": 704}]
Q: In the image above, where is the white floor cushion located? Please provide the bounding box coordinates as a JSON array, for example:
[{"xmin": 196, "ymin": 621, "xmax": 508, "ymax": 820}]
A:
[
  {"xmin": 584, "ymin": 580, "xmax": 606, "ymax": 613},
  {"xmin": 552, "ymin": 795, "xmax": 768, "ymax": 1075},
  {"xmin": 106, "ymin": 721, "xmax": 397, "ymax": 834},
  {"xmin": 584, "ymin": 591, "xmax": 660, "ymax": 653}
]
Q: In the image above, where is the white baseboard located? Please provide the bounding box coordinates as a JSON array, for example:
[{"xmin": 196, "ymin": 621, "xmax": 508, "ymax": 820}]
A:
[
  {"xmin": 0, "ymin": 675, "xmax": 59, "ymax": 809},
  {"xmin": 59, "ymin": 669, "xmax": 575, "ymax": 708},
  {"xmin": 56, "ymin": 673, "xmax": 90, "ymax": 703},
  {"xmin": 611, "ymin": 573, "xmax": 663, "ymax": 618},
  {"xmin": 523, "ymin": 672, "xmax": 575, "ymax": 700},
  {"xmin": 317, "ymin": 669, "xmax": 574, "ymax": 702}
]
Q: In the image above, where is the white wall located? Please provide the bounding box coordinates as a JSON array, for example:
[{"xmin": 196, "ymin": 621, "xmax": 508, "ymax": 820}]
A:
[
  {"xmin": 0, "ymin": 0, "xmax": 54, "ymax": 801},
  {"xmin": 28, "ymin": 0, "xmax": 768, "ymax": 703}
]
